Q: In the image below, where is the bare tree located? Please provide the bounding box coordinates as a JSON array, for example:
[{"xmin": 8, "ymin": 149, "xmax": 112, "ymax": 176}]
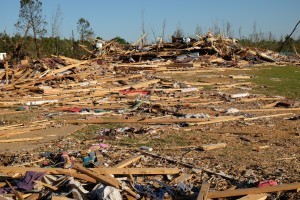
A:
[
  {"xmin": 150, "ymin": 26, "xmax": 157, "ymax": 43},
  {"xmin": 173, "ymin": 25, "xmax": 184, "ymax": 38},
  {"xmin": 141, "ymin": 9, "xmax": 147, "ymax": 45},
  {"xmin": 252, "ymin": 21, "xmax": 259, "ymax": 44},
  {"xmin": 51, "ymin": 4, "xmax": 63, "ymax": 55},
  {"xmin": 268, "ymin": 31, "xmax": 274, "ymax": 41},
  {"xmin": 15, "ymin": 0, "xmax": 47, "ymax": 58},
  {"xmin": 161, "ymin": 19, "xmax": 167, "ymax": 41},
  {"xmin": 212, "ymin": 20, "xmax": 220, "ymax": 35},
  {"xmin": 195, "ymin": 24, "xmax": 203, "ymax": 37},
  {"xmin": 226, "ymin": 21, "xmax": 234, "ymax": 38},
  {"xmin": 278, "ymin": 20, "xmax": 300, "ymax": 52},
  {"xmin": 238, "ymin": 26, "xmax": 242, "ymax": 39}
]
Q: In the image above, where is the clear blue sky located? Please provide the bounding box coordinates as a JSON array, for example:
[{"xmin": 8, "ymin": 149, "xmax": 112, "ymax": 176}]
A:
[{"xmin": 1, "ymin": 0, "xmax": 299, "ymax": 42}]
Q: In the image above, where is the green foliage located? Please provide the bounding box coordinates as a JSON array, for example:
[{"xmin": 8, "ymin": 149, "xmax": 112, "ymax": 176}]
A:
[{"xmin": 112, "ymin": 36, "xmax": 128, "ymax": 44}]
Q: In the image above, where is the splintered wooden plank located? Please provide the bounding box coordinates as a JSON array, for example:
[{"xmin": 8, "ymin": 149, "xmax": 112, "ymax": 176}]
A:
[
  {"xmin": 47, "ymin": 60, "xmax": 89, "ymax": 76},
  {"xmin": 201, "ymin": 143, "xmax": 227, "ymax": 151},
  {"xmin": 113, "ymin": 155, "xmax": 142, "ymax": 168},
  {"xmin": 207, "ymin": 182, "xmax": 300, "ymax": 199},
  {"xmin": 197, "ymin": 182, "xmax": 210, "ymax": 200}
]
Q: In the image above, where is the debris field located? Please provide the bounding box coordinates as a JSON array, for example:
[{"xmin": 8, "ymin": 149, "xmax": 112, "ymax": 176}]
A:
[{"xmin": 0, "ymin": 33, "xmax": 300, "ymax": 199}]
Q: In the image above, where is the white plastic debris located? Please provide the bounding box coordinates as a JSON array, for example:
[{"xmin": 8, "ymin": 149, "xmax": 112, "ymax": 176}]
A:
[
  {"xmin": 26, "ymin": 99, "xmax": 58, "ymax": 106},
  {"xmin": 181, "ymin": 87, "xmax": 198, "ymax": 93},
  {"xmin": 140, "ymin": 146, "xmax": 153, "ymax": 152},
  {"xmin": 90, "ymin": 184, "xmax": 122, "ymax": 200},
  {"xmin": 230, "ymin": 92, "xmax": 250, "ymax": 98},
  {"xmin": 226, "ymin": 108, "xmax": 240, "ymax": 114}
]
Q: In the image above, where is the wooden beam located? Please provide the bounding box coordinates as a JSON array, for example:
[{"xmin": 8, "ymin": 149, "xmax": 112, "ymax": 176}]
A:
[
  {"xmin": 197, "ymin": 182, "xmax": 210, "ymax": 200},
  {"xmin": 73, "ymin": 164, "xmax": 119, "ymax": 188},
  {"xmin": 132, "ymin": 34, "xmax": 147, "ymax": 46},
  {"xmin": 47, "ymin": 60, "xmax": 89, "ymax": 76},
  {"xmin": 92, "ymin": 167, "xmax": 180, "ymax": 175},
  {"xmin": 0, "ymin": 166, "xmax": 179, "ymax": 175},
  {"xmin": 113, "ymin": 155, "xmax": 142, "ymax": 168},
  {"xmin": 207, "ymin": 182, "xmax": 300, "ymax": 199}
]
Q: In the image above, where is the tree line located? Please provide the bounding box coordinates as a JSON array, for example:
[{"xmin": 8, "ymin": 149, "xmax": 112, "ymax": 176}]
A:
[{"xmin": 0, "ymin": 0, "xmax": 299, "ymax": 62}]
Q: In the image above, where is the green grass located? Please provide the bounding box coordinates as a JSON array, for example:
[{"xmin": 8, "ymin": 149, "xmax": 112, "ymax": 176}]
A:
[{"xmin": 247, "ymin": 65, "xmax": 300, "ymax": 100}]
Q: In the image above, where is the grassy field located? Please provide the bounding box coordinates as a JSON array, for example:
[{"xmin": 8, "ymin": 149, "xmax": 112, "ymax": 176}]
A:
[{"xmin": 248, "ymin": 65, "xmax": 300, "ymax": 100}]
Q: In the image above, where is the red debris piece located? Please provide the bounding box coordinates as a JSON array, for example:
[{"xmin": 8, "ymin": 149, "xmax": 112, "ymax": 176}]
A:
[{"xmin": 257, "ymin": 180, "xmax": 278, "ymax": 188}]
